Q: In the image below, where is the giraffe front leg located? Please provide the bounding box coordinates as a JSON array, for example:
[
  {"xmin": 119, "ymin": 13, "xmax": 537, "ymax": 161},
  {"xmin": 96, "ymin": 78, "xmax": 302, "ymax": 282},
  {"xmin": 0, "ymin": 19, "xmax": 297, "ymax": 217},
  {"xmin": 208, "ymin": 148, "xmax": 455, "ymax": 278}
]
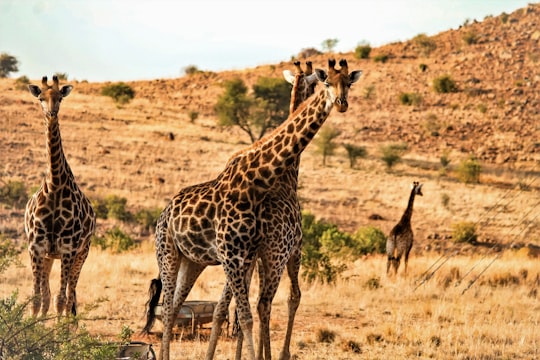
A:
[
  {"xmin": 66, "ymin": 243, "xmax": 90, "ymax": 316},
  {"xmin": 40, "ymin": 257, "xmax": 54, "ymax": 317},
  {"xmin": 57, "ymin": 255, "xmax": 75, "ymax": 316}
]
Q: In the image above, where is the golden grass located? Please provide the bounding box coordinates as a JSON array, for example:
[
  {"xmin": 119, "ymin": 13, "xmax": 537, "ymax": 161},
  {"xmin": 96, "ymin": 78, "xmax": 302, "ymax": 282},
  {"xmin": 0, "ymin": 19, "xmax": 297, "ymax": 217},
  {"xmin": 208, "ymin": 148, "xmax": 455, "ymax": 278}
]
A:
[{"xmin": 2, "ymin": 247, "xmax": 538, "ymax": 359}]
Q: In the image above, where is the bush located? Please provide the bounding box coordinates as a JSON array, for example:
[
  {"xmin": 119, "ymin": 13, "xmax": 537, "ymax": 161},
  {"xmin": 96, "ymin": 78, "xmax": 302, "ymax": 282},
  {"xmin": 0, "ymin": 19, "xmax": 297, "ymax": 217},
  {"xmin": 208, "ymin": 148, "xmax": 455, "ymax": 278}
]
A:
[
  {"xmin": 0, "ymin": 180, "xmax": 28, "ymax": 208},
  {"xmin": 92, "ymin": 195, "xmax": 133, "ymax": 221},
  {"xmin": 15, "ymin": 75, "xmax": 30, "ymax": 90},
  {"xmin": 351, "ymin": 226, "xmax": 387, "ymax": 255},
  {"xmin": 92, "ymin": 227, "xmax": 136, "ymax": 253},
  {"xmin": 373, "ymin": 54, "xmax": 389, "ymax": 63},
  {"xmin": 462, "ymin": 30, "xmax": 479, "ymax": 45},
  {"xmin": 343, "ymin": 143, "xmax": 367, "ymax": 168},
  {"xmin": 412, "ymin": 33, "xmax": 437, "ymax": 56},
  {"xmin": 354, "ymin": 44, "xmax": 372, "ymax": 59},
  {"xmin": 101, "ymin": 82, "xmax": 135, "ymax": 104},
  {"xmin": 0, "ymin": 235, "xmax": 22, "ymax": 274},
  {"xmin": 0, "ymin": 292, "xmax": 118, "ymax": 359},
  {"xmin": 183, "ymin": 65, "xmax": 200, "ymax": 75},
  {"xmin": 380, "ymin": 143, "xmax": 408, "ymax": 169},
  {"xmin": 399, "ymin": 92, "xmax": 422, "ymax": 106},
  {"xmin": 452, "ymin": 222, "xmax": 478, "ymax": 244},
  {"xmin": 419, "ymin": 63, "xmax": 428, "ymax": 72},
  {"xmin": 433, "ymin": 75, "xmax": 458, "ymax": 93},
  {"xmin": 456, "ymin": 155, "xmax": 482, "ymax": 183},
  {"xmin": 135, "ymin": 207, "xmax": 162, "ymax": 232}
]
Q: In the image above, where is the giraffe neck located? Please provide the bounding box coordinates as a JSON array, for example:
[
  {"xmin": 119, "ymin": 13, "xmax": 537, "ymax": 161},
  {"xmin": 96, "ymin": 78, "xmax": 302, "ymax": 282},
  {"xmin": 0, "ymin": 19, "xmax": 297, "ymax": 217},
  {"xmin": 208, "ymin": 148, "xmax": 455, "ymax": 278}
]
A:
[
  {"xmin": 44, "ymin": 115, "xmax": 73, "ymax": 189},
  {"xmin": 398, "ymin": 189, "xmax": 417, "ymax": 226},
  {"xmin": 238, "ymin": 86, "xmax": 334, "ymax": 189}
]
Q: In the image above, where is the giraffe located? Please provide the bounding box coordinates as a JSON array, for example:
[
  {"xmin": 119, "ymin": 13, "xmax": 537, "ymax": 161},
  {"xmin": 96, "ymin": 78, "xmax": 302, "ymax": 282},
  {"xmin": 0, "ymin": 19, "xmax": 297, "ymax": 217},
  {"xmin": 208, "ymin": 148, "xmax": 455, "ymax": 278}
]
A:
[
  {"xmin": 207, "ymin": 60, "xmax": 320, "ymax": 360},
  {"xmin": 386, "ymin": 181, "xmax": 423, "ymax": 276},
  {"xmin": 25, "ymin": 75, "xmax": 96, "ymax": 317},
  {"xmin": 142, "ymin": 59, "xmax": 361, "ymax": 360}
]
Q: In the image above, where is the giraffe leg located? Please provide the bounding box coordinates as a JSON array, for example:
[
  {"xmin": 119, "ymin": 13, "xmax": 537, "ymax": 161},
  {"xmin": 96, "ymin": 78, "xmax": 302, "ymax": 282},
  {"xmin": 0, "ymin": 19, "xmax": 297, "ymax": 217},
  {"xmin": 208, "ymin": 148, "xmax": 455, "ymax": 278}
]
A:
[
  {"xmin": 66, "ymin": 242, "xmax": 90, "ymax": 316},
  {"xmin": 223, "ymin": 264, "xmax": 256, "ymax": 360},
  {"xmin": 206, "ymin": 283, "xmax": 234, "ymax": 360},
  {"xmin": 57, "ymin": 255, "xmax": 75, "ymax": 316},
  {"xmin": 279, "ymin": 252, "xmax": 302, "ymax": 360},
  {"xmin": 39, "ymin": 257, "xmax": 54, "ymax": 316}
]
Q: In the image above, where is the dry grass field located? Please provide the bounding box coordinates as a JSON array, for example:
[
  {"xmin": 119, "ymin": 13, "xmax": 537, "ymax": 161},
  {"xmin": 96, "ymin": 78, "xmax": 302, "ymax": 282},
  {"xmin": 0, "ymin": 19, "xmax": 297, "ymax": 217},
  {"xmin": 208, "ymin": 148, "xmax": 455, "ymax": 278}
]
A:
[
  {"xmin": 1, "ymin": 4, "xmax": 539, "ymax": 359},
  {"xmin": 2, "ymin": 247, "xmax": 539, "ymax": 359}
]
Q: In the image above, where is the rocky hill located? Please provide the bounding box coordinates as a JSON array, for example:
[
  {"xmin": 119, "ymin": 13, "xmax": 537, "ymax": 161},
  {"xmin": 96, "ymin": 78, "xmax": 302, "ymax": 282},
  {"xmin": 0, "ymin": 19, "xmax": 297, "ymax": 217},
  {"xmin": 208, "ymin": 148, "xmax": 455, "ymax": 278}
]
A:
[{"xmin": 1, "ymin": 4, "xmax": 538, "ymax": 255}]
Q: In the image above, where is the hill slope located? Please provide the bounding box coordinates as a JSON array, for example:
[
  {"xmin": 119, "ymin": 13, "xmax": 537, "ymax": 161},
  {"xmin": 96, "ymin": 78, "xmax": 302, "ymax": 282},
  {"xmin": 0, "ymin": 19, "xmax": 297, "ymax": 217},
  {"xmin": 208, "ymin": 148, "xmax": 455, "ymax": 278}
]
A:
[{"xmin": 1, "ymin": 4, "xmax": 538, "ymax": 255}]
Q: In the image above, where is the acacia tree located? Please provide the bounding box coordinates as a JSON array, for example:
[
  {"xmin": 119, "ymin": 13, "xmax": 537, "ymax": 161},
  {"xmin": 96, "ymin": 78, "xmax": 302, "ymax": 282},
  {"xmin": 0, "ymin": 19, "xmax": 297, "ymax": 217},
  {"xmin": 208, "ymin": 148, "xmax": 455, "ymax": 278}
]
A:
[
  {"xmin": 0, "ymin": 53, "xmax": 19, "ymax": 78},
  {"xmin": 214, "ymin": 76, "xmax": 290, "ymax": 143}
]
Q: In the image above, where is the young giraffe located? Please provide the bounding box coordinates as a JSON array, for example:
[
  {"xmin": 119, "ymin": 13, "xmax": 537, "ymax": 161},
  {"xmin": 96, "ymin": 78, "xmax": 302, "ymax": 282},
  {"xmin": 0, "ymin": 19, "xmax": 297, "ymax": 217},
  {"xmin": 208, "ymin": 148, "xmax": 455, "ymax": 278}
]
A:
[
  {"xmin": 386, "ymin": 181, "xmax": 423, "ymax": 276},
  {"xmin": 25, "ymin": 76, "xmax": 96, "ymax": 317},
  {"xmin": 142, "ymin": 59, "xmax": 361, "ymax": 360},
  {"xmin": 207, "ymin": 60, "xmax": 320, "ymax": 360}
]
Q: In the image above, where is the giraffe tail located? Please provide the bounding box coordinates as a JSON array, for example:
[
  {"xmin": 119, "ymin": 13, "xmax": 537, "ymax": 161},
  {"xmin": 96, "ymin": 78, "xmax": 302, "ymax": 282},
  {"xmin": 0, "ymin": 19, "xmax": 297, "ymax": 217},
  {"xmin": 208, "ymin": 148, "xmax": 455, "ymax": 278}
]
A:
[{"xmin": 141, "ymin": 276, "xmax": 162, "ymax": 335}]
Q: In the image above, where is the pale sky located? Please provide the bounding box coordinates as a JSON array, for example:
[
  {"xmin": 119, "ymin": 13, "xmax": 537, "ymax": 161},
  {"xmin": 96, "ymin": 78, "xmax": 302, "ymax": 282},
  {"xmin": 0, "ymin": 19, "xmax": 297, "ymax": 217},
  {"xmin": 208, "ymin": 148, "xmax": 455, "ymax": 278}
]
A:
[{"xmin": 0, "ymin": 0, "xmax": 534, "ymax": 82}]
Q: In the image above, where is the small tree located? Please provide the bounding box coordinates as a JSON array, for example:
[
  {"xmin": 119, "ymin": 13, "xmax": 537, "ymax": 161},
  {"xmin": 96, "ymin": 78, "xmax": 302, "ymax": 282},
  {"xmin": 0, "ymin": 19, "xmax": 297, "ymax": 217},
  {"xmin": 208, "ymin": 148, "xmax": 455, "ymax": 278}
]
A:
[
  {"xmin": 456, "ymin": 155, "xmax": 481, "ymax": 183},
  {"xmin": 355, "ymin": 42, "xmax": 372, "ymax": 59},
  {"xmin": 101, "ymin": 82, "xmax": 135, "ymax": 104},
  {"xmin": 183, "ymin": 65, "xmax": 200, "ymax": 75},
  {"xmin": 412, "ymin": 33, "xmax": 437, "ymax": 56},
  {"xmin": 0, "ymin": 52, "xmax": 19, "ymax": 78},
  {"xmin": 215, "ymin": 77, "xmax": 289, "ymax": 143},
  {"xmin": 321, "ymin": 38, "xmax": 339, "ymax": 52},
  {"xmin": 343, "ymin": 143, "xmax": 367, "ymax": 168},
  {"xmin": 314, "ymin": 126, "xmax": 341, "ymax": 166},
  {"xmin": 380, "ymin": 143, "xmax": 408, "ymax": 169}
]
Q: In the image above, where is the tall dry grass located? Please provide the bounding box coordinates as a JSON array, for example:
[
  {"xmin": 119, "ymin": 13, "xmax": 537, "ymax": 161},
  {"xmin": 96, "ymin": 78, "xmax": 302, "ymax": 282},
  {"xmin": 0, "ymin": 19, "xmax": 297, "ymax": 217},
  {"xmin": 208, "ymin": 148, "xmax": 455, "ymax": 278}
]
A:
[{"xmin": 1, "ymin": 244, "xmax": 538, "ymax": 359}]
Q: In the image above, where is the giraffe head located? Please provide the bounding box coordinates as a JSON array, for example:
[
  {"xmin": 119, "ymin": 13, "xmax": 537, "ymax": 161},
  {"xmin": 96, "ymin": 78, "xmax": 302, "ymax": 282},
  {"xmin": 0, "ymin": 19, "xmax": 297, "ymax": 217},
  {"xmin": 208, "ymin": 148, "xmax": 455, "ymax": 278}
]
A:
[
  {"xmin": 412, "ymin": 181, "xmax": 424, "ymax": 196},
  {"xmin": 28, "ymin": 75, "xmax": 73, "ymax": 118},
  {"xmin": 314, "ymin": 59, "xmax": 362, "ymax": 113},
  {"xmin": 283, "ymin": 61, "xmax": 319, "ymax": 114}
]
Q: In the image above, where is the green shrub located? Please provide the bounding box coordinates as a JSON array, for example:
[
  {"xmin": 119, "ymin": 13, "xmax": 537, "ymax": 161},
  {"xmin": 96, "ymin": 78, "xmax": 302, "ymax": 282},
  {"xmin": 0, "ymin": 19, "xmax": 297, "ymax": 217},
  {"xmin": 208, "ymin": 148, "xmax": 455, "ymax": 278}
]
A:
[
  {"xmin": 135, "ymin": 207, "xmax": 162, "ymax": 231},
  {"xmin": 373, "ymin": 54, "xmax": 389, "ymax": 63},
  {"xmin": 462, "ymin": 30, "xmax": 479, "ymax": 45},
  {"xmin": 0, "ymin": 292, "xmax": 118, "ymax": 359},
  {"xmin": 0, "ymin": 180, "xmax": 28, "ymax": 208},
  {"xmin": 92, "ymin": 227, "xmax": 136, "ymax": 253},
  {"xmin": 15, "ymin": 75, "xmax": 30, "ymax": 90},
  {"xmin": 351, "ymin": 226, "xmax": 387, "ymax": 255},
  {"xmin": 355, "ymin": 44, "xmax": 372, "ymax": 59},
  {"xmin": 301, "ymin": 212, "xmax": 342, "ymax": 284},
  {"xmin": 452, "ymin": 221, "xmax": 477, "ymax": 244},
  {"xmin": 399, "ymin": 92, "xmax": 422, "ymax": 106},
  {"xmin": 101, "ymin": 82, "xmax": 135, "ymax": 104},
  {"xmin": 380, "ymin": 143, "xmax": 408, "ymax": 169},
  {"xmin": 433, "ymin": 75, "xmax": 458, "ymax": 93},
  {"xmin": 188, "ymin": 110, "xmax": 199, "ymax": 122},
  {"xmin": 183, "ymin": 65, "xmax": 200, "ymax": 75},
  {"xmin": 0, "ymin": 235, "xmax": 22, "ymax": 274},
  {"xmin": 456, "ymin": 155, "xmax": 482, "ymax": 183},
  {"xmin": 343, "ymin": 143, "xmax": 367, "ymax": 168},
  {"xmin": 441, "ymin": 193, "xmax": 450, "ymax": 208},
  {"xmin": 412, "ymin": 33, "xmax": 437, "ymax": 56},
  {"xmin": 92, "ymin": 195, "xmax": 133, "ymax": 221},
  {"xmin": 419, "ymin": 63, "xmax": 428, "ymax": 72}
]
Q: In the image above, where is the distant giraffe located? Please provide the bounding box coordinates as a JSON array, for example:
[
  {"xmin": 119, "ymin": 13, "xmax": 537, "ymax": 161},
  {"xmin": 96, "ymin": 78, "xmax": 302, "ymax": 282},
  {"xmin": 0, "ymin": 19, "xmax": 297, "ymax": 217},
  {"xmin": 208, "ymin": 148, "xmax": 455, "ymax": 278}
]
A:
[
  {"xmin": 386, "ymin": 181, "xmax": 423, "ymax": 276},
  {"xmin": 209, "ymin": 60, "xmax": 321, "ymax": 360},
  {"xmin": 142, "ymin": 59, "xmax": 361, "ymax": 360},
  {"xmin": 25, "ymin": 76, "xmax": 96, "ymax": 317}
]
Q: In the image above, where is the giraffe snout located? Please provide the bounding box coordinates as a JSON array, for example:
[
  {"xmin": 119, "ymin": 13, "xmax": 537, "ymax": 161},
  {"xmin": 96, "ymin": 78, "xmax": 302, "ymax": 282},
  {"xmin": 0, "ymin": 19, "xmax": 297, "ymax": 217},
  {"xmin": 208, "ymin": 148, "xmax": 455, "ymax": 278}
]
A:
[{"xmin": 334, "ymin": 98, "xmax": 349, "ymax": 112}]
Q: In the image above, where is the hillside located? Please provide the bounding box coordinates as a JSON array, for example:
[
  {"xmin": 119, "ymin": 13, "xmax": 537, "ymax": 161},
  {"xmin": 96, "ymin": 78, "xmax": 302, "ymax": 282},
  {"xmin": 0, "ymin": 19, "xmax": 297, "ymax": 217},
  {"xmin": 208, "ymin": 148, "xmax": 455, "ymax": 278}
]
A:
[{"xmin": 1, "ymin": 3, "xmax": 539, "ymax": 257}]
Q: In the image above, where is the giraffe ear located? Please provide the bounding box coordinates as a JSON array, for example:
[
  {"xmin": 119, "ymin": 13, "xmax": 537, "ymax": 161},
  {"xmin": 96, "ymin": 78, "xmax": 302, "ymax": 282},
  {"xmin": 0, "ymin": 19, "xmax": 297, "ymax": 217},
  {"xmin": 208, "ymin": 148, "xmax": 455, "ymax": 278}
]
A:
[
  {"xmin": 60, "ymin": 85, "xmax": 73, "ymax": 97},
  {"xmin": 28, "ymin": 84, "xmax": 41, "ymax": 98},
  {"xmin": 282, "ymin": 70, "xmax": 296, "ymax": 85},
  {"xmin": 314, "ymin": 69, "xmax": 328, "ymax": 83},
  {"xmin": 349, "ymin": 70, "xmax": 362, "ymax": 84}
]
